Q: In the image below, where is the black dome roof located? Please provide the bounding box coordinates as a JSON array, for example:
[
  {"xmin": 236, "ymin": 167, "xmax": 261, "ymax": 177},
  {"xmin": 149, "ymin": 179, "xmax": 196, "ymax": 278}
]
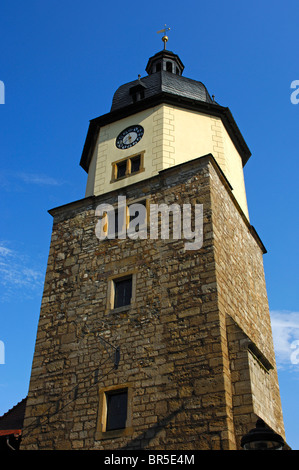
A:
[
  {"xmin": 80, "ymin": 49, "xmax": 251, "ymax": 173},
  {"xmin": 111, "ymin": 50, "xmax": 213, "ymax": 112}
]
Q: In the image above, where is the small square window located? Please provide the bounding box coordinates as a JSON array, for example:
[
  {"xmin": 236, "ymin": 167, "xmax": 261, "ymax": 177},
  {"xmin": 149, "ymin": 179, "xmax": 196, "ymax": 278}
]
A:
[
  {"xmin": 96, "ymin": 384, "xmax": 133, "ymax": 440},
  {"xmin": 111, "ymin": 152, "xmax": 145, "ymax": 183},
  {"xmin": 106, "ymin": 272, "xmax": 136, "ymax": 313},
  {"xmin": 116, "ymin": 161, "xmax": 127, "ymax": 179},
  {"xmin": 130, "ymin": 155, "xmax": 141, "ymax": 173},
  {"xmin": 113, "ymin": 276, "xmax": 132, "ymax": 308},
  {"xmin": 106, "ymin": 389, "xmax": 128, "ymax": 431}
]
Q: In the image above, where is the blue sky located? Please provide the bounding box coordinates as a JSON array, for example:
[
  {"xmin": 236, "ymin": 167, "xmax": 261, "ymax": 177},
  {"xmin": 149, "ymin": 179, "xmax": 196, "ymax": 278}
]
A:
[{"xmin": 0, "ymin": 0, "xmax": 298, "ymax": 450}]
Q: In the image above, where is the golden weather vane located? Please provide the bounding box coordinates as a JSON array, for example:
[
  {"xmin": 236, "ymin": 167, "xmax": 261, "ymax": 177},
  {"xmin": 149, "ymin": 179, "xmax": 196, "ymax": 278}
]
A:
[{"xmin": 157, "ymin": 24, "xmax": 171, "ymax": 50}]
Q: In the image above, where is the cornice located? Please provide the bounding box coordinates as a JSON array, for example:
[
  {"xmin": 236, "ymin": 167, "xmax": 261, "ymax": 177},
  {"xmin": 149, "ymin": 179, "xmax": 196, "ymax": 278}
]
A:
[{"xmin": 79, "ymin": 93, "xmax": 251, "ymax": 173}]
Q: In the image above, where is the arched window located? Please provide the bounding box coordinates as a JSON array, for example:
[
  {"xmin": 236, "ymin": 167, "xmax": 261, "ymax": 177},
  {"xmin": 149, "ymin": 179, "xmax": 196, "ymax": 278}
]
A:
[
  {"xmin": 166, "ymin": 61, "xmax": 172, "ymax": 73},
  {"xmin": 155, "ymin": 62, "xmax": 161, "ymax": 72}
]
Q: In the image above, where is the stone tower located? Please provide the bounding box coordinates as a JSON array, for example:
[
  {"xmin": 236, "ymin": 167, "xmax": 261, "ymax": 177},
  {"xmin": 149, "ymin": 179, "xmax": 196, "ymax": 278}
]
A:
[{"xmin": 21, "ymin": 44, "xmax": 286, "ymax": 450}]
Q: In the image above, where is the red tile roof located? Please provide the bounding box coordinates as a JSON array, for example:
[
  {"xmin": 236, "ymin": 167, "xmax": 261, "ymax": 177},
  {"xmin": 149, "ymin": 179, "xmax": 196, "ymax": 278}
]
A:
[
  {"xmin": 0, "ymin": 429, "xmax": 22, "ymax": 436},
  {"xmin": 0, "ymin": 398, "xmax": 27, "ymax": 436}
]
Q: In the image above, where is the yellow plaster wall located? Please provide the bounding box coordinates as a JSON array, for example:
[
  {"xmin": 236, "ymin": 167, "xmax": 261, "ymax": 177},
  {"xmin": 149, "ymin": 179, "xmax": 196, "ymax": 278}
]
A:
[
  {"xmin": 85, "ymin": 104, "xmax": 249, "ymax": 219},
  {"xmin": 169, "ymin": 106, "xmax": 249, "ymax": 219},
  {"xmin": 86, "ymin": 106, "xmax": 165, "ymax": 197},
  {"xmin": 221, "ymin": 123, "xmax": 249, "ymax": 219}
]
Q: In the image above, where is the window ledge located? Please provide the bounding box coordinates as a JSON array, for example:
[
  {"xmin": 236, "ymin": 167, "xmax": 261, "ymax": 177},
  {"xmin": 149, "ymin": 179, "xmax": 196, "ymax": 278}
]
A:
[
  {"xmin": 110, "ymin": 168, "xmax": 145, "ymax": 184},
  {"xmin": 95, "ymin": 427, "xmax": 134, "ymax": 441},
  {"xmin": 110, "ymin": 304, "xmax": 131, "ymax": 314}
]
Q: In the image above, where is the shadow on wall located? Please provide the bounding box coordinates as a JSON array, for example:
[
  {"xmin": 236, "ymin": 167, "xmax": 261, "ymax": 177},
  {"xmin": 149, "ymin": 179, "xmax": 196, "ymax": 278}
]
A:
[{"xmin": 120, "ymin": 405, "xmax": 184, "ymax": 450}]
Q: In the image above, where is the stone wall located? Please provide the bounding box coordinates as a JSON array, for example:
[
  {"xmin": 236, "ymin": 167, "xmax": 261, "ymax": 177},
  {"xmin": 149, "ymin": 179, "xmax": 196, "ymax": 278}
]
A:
[
  {"xmin": 209, "ymin": 160, "xmax": 285, "ymax": 445},
  {"xmin": 21, "ymin": 155, "xmax": 285, "ymax": 450}
]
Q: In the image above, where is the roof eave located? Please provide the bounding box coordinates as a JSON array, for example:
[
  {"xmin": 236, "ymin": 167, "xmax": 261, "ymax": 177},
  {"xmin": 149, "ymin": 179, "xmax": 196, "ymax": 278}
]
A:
[{"xmin": 79, "ymin": 93, "xmax": 251, "ymax": 172}]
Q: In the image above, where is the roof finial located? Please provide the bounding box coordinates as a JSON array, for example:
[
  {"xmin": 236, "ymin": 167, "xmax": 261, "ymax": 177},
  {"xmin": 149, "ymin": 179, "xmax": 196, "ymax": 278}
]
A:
[{"xmin": 157, "ymin": 24, "xmax": 171, "ymax": 50}]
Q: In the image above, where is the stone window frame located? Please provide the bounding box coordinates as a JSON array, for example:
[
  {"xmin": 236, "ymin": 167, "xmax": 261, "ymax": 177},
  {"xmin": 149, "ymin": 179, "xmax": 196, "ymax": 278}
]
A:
[
  {"xmin": 95, "ymin": 383, "xmax": 133, "ymax": 440},
  {"xmin": 110, "ymin": 151, "xmax": 145, "ymax": 183},
  {"xmin": 106, "ymin": 270, "xmax": 137, "ymax": 314}
]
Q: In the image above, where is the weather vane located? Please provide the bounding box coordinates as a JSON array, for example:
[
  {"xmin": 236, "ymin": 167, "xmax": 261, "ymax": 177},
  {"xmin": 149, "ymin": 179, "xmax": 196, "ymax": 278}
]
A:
[{"xmin": 157, "ymin": 24, "xmax": 171, "ymax": 50}]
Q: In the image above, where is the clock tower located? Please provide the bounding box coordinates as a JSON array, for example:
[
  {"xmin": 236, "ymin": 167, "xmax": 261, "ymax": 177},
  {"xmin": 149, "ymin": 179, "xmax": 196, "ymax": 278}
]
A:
[
  {"xmin": 82, "ymin": 48, "xmax": 249, "ymax": 220},
  {"xmin": 21, "ymin": 41, "xmax": 287, "ymax": 450}
]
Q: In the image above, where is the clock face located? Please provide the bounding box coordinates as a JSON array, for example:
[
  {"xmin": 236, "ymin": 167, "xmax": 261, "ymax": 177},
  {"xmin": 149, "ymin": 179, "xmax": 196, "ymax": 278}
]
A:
[{"xmin": 116, "ymin": 125, "xmax": 144, "ymax": 149}]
